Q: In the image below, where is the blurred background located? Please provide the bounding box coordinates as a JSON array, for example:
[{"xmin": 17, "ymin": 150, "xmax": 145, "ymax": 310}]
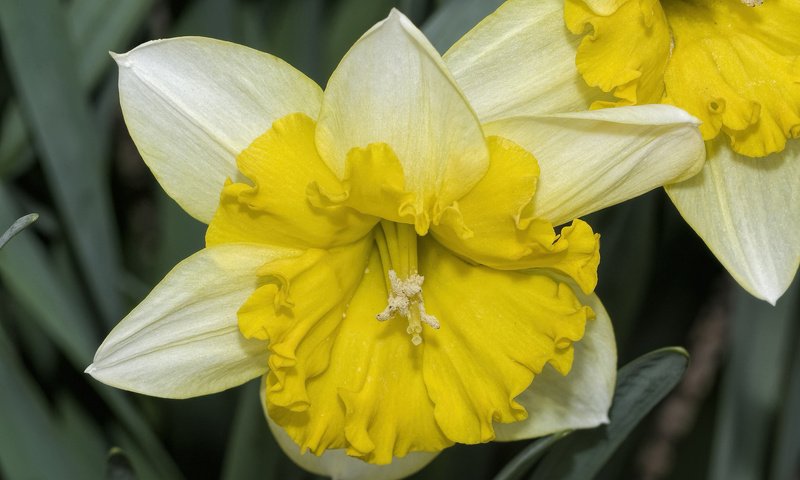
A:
[{"xmin": 0, "ymin": 0, "xmax": 797, "ymax": 479}]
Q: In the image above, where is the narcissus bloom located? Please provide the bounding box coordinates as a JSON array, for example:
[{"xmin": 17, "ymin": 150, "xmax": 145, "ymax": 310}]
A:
[
  {"xmin": 87, "ymin": 9, "xmax": 704, "ymax": 479},
  {"xmin": 457, "ymin": 0, "xmax": 799, "ymax": 303}
]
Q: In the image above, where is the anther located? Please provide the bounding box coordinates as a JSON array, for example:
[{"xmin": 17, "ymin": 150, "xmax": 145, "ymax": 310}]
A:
[{"xmin": 376, "ymin": 270, "xmax": 439, "ymax": 345}]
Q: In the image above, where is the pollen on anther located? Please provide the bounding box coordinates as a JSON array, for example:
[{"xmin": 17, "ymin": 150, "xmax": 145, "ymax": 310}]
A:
[{"xmin": 376, "ymin": 269, "xmax": 440, "ymax": 345}]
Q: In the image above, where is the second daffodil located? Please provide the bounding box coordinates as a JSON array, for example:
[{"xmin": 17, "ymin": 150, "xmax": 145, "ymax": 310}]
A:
[
  {"xmin": 565, "ymin": 0, "xmax": 800, "ymax": 304},
  {"xmin": 87, "ymin": 9, "xmax": 704, "ymax": 480},
  {"xmin": 452, "ymin": 0, "xmax": 800, "ymax": 303}
]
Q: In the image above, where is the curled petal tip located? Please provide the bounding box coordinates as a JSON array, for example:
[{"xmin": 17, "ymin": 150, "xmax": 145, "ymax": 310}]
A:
[
  {"xmin": 762, "ymin": 291, "xmax": 780, "ymax": 307},
  {"xmin": 387, "ymin": 7, "xmax": 404, "ymax": 19},
  {"xmin": 384, "ymin": 7, "xmax": 412, "ymax": 27},
  {"xmin": 752, "ymin": 279, "xmax": 786, "ymax": 306},
  {"xmin": 110, "ymin": 51, "xmax": 131, "ymax": 68},
  {"xmin": 84, "ymin": 363, "xmax": 97, "ymax": 375}
]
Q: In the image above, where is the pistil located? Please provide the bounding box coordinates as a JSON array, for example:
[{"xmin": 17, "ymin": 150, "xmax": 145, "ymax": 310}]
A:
[{"xmin": 374, "ymin": 221, "xmax": 439, "ymax": 345}]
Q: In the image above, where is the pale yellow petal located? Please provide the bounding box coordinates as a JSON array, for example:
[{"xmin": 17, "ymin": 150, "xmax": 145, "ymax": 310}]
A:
[
  {"xmin": 665, "ymin": 139, "xmax": 800, "ymax": 304},
  {"xmin": 444, "ymin": 0, "xmax": 607, "ymax": 121},
  {"xmin": 484, "ymin": 105, "xmax": 705, "ymax": 226},
  {"xmin": 116, "ymin": 37, "xmax": 323, "ymax": 223},
  {"xmin": 87, "ymin": 244, "xmax": 304, "ymax": 398},
  {"xmin": 494, "ymin": 291, "xmax": 616, "ymax": 440},
  {"xmin": 316, "ymin": 10, "xmax": 489, "ymax": 214}
]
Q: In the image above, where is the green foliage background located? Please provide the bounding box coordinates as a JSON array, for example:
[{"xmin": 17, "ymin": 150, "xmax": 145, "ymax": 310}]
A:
[{"xmin": 0, "ymin": 0, "xmax": 797, "ymax": 478}]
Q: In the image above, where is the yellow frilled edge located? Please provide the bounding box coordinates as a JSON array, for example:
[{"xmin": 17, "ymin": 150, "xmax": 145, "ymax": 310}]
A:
[
  {"xmin": 564, "ymin": 0, "xmax": 671, "ymax": 107},
  {"xmin": 565, "ymin": 0, "xmax": 800, "ymax": 157},
  {"xmin": 206, "ymin": 113, "xmax": 601, "ymax": 464}
]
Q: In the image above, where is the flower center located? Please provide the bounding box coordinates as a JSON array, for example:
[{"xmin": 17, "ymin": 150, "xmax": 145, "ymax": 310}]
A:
[{"xmin": 374, "ymin": 220, "xmax": 439, "ymax": 345}]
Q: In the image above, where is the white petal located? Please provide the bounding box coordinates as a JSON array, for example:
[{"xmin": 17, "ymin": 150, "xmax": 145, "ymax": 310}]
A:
[
  {"xmin": 316, "ymin": 10, "xmax": 489, "ymax": 208},
  {"xmin": 484, "ymin": 104, "xmax": 705, "ymax": 225},
  {"xmin": 666, "ymin": 139, "xmax": 800, "ymax": 304},
  {"xmin": 116, "ymin": 37, "xmax": 323, "ymax": 223},
  {"xmin": 87, "ymin": 244, "xmax": 305, "ymax": 398},
  {"xmin": 443, "ymin": 0, "xmax": 607, "ymax": 122},
  {"xmin": 494, "ymin": 291, "xmax": 617, "ymax": 440},
  {"xmin": 260, "ymin": 378, "xmax": 438, "ymax": 480}
]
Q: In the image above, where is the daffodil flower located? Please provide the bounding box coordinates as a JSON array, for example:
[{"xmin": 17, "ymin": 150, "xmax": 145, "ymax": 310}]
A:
[
  {"xmin": 453, "ymin": 0, "xmax": 800, "ymax": 303},
  {"xmin": 87, "ymin": 9, "xmax": 704, "ymax": 479}
]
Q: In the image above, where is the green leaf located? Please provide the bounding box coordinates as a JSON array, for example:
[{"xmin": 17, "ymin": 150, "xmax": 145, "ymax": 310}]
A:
[
  {"xmin": 271, "ymin": 0, "xmax": 325, "ymax": 84},
  {"xmin": 0, "ymin": 323, "xmax": 86, "ymax": 480},
  {"xmin": 492, "ymin": 433, "xmax": 570, "ymax": 480},
  {"xmin": 587, "ymin": 192, "xmax": 659, "ymax": 346},
  {"xmin": 0, "ymin": 185, "xmax": 96, "ymax": 361},
  {"xmin": 66, "ymin": 0, "xmax": 155, "ymax": 87},
  {"xmin": 398, "ymin": 0, "xmax": 429, "ymax": 24},
  {"xmin": 771, "ymin": 280, "xmax": 800, "ymax": 480},
  {"xmin": 529, "ymin": 347, "xmax": 689, "ymax": 480},
  {"xmin": 411, "ymin": 444, "xmax": 496, "ymax": 480},
  {"xmin": 0, "ymin": 0, "xmax": 153, "ymax": 179},
  {"xmin": 55, "ymin": 394, "xmax": 108, "ymax": 480},
  {"xmin": 0, "ymin": 184, "xmax": 181, "ymax": 480},
  {"xmin": 109, "ymin": 427, "xmax": 166, "ymax": 480},
  {"xmin": 0, "ymin": 0, "xmax": 123, "ymax": 324},
  {"xmin": 0, "ymin": 213, "xmax": 38, "ymax": 249},
  {"xmin": 221, "ymin": 381, "xmax": 284, "ymax": 480},
  {"xmin": 147, "ymin": 189, "xmax": 205, "ymax": 283},
  {"xmin": 421, "ymin": 0, "xmax": 504, "ymax": 53},
  {"xmin": 0, "ymin": 103, "xmax": 34, "ymax": 178},
  {"xmin": 323, "ymin": 0, "xmax": 396, "ymax": 77},
  {"xmin": 171, "ymin": 0, "xmax": 237, "ymax": 41},
  {"xmin": 710, "ymin": 281, "xmax": 798, "ymax": 480},
  {"xmin": 106, "ymin": 447, "xmax": 138, "ymax": 480}
]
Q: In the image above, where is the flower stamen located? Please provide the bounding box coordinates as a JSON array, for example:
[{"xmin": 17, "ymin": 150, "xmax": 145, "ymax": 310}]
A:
[{"xmin": 376, "ymin": 270, "xmax": 439, "ymax": 345}]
